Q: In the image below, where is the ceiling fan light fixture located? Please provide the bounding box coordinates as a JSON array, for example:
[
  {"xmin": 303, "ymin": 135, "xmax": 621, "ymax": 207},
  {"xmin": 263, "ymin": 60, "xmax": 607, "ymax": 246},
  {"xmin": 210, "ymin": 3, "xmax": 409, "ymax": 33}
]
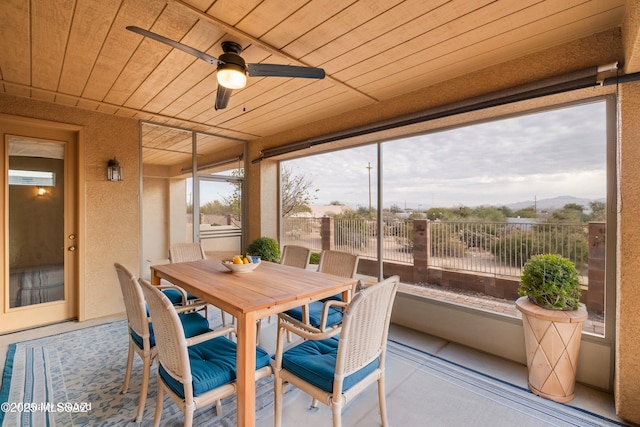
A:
[
  {"xmin": 217, "ymin": 64, "xmax": 247, "ymax": 89},
  {"xmin": 125, "ymin": 28, "xmax": 325, "ymax": 109}
]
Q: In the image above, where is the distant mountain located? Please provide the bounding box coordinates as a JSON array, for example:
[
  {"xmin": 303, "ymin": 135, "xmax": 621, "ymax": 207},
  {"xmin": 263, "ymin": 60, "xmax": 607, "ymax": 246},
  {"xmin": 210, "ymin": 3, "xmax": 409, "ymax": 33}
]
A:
[{"xmin": 504, "ymin": 196, "xmax": 605, "ymax": 211}]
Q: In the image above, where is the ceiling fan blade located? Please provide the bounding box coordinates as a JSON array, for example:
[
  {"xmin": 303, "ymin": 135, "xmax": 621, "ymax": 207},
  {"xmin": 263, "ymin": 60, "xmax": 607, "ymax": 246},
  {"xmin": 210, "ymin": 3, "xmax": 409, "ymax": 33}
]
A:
[
  {"xmin": 247, "ymin": 63, "xmax": 325, "ymax": 79},
  {"xmin": 126, "ymin": 26, "xmax": 219, "ymax": 65},
  {"xmin": 215, "ymin": 85, "xmax": 234, "ymax": 110}
]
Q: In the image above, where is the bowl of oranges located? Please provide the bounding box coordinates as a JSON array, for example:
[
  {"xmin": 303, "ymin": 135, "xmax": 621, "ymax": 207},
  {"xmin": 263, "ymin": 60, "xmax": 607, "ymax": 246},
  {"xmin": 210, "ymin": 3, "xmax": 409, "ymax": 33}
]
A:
[{"xmin": 221, "ymin": 255, "xmax": 261, "ymax": 273}]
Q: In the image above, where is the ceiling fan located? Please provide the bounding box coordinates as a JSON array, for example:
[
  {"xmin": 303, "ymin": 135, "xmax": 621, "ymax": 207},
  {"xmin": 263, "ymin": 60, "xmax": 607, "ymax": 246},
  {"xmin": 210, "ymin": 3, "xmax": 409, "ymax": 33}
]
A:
[{"xmin": 126, "ymin": 26, "xmax": 326, "ymax": 110}]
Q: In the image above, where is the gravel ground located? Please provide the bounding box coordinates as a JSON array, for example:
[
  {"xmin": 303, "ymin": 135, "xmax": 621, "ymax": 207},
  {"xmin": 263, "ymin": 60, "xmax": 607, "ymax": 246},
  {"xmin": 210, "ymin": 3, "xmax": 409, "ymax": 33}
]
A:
[{"xmin": 400, "ymin": 281, "xmax": 605, "ymax": 334}]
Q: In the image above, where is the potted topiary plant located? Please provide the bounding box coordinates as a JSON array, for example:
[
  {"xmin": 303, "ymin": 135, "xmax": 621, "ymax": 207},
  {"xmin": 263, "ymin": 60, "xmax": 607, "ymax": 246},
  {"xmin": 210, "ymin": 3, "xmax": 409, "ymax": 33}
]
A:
[
  {"xmin": 246, "ymin": 236, "xmax": 281, "ymax": 263},
  {"xmin": 516, "ymin": 253, "xmax": 587, "ymax": 403}
]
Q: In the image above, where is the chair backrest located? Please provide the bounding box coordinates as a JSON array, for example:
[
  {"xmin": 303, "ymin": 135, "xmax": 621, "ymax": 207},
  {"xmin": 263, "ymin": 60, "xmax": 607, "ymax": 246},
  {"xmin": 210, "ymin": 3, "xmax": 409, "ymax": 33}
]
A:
[
  {"xmin": 139, "ymin": 279, "xmax": 193, "ymax": 390},
  {"xmin": 114, "ymin": 263, "xmax": 150, "ymax": 345},
  {"xmin": 318, "ymin": 250, "xmax": 359, "ymax": 278},
  {"xmin": 169, "ymin": 242, "xmax": 206, "ymax": 263},
  {"xmin": 335, "ymin": 275, "xmax": 399, "ymax": 379},
  {"xmin": 280, "ymin": 245, "xmax": 311, "ymax": 269}
]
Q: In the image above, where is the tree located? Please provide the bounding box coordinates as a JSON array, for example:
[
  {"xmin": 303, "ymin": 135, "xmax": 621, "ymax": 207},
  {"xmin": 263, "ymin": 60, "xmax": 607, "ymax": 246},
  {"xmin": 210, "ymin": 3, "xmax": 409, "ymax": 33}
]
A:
[
  {"xmin": 281, "ymin": 165, "xmax": 318, "ymax": 217},
  {"xmin": 389, "ymin": 203, "xmax": 402, "ymax": 214},
  {"xmin": 425, "ymin": 207, "xmax": 450, "ymax": 221},
  {"xmin": 355, "ymin": 205, "xmax": 376, "ymax": 218},
  {"xmin": 548, "ymin": 203, "xmax": 587, "ymax": 223},
  {"xmin": 471, "ymin": 206, "xmax": 507, "ymax": 222},
  {"xmin": 590, "ymin": 201, "xmax": 606, "ymax": 221},
  {"xmin": 200, "ymin": 200, "xmax": 230, "ymax": 216},
  {"xmin": 222, "ymin": 169, "xmax": 243, "ymax": 217},
  {"xmin": 457, "ymin": 205, "xmax": 473, "ymax": 218},
  {"xmin": 496, "ymin": 205, "xmax": 515, "ymax": 218},
  {"xmin": 513, "ymin": 206, "xmax": 537, "ymax": 218},
  {"xmin": 222, "ymin": 166, "xmax": 317, "ymax": 218}
]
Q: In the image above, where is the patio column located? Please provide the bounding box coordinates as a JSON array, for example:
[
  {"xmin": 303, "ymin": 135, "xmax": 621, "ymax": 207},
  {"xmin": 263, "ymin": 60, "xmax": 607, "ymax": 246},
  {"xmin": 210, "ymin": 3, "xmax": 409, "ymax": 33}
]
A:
[
  {"xmin": 587, "ymin": 222, "xmax": 605, "ymax": 314},
  {"xmin": 413, "ymin": 219, "xmax": 429, "ymax": 283},
  {"xmin": 616, "ymin": 79, "xmax": 640, "ymax": 424},
  {"xmin": 320, "ymin": 216, "xmax": 334, "ymax": 251}
]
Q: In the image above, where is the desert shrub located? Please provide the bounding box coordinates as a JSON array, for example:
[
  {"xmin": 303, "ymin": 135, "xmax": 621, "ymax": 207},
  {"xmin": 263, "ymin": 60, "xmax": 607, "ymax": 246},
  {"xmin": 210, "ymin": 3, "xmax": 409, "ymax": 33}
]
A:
[
  {"xmin": 519, "ymin": 253, "xmax": 581, "ymax": 310},
  {"xmin": 246, "ymin": 237, "xmax": 280, "ymax": 262}
]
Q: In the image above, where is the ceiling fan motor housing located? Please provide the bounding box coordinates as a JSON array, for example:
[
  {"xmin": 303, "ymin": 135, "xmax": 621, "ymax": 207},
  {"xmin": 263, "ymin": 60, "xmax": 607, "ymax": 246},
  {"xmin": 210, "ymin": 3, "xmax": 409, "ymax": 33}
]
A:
[
  {"xmin": 219, "ymin": 41, "xmax": 246, "ymax": 71},
  {"xmin": 218, "ymin": 52, "xmax": 246, "ymax": 72}
]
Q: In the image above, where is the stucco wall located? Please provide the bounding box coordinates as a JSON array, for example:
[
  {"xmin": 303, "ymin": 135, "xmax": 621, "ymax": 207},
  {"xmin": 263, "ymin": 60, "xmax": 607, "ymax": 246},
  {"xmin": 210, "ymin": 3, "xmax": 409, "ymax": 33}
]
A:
[
  {"xmin": 0, "ymin": 93, "xmax": 140, "ymax": 320},
  {"xmin": 616, "ymin": 81, "xmax": 640, "ymax": 422}
]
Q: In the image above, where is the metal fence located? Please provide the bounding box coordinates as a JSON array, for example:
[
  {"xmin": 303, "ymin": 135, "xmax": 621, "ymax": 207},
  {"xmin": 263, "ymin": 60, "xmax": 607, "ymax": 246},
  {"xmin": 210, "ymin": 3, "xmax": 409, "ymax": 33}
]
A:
[
  {"xmin": 282, "ymin": 217, "xmax": 323, "ymax": 250},
  {"xmin": 281, "ymin": 217, "xmax": 589, "ymax": 282},
  {"xmin": 429, "ymin": 221, "xmax": 589, "ymax": 281}
]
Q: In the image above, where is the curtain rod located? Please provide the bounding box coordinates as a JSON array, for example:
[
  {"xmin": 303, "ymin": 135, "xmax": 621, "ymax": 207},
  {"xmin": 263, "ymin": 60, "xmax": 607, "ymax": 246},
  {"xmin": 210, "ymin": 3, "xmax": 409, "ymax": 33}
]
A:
[{"xmin": 253, "ymin": 63, "xmax": 640, "ymax": 164}]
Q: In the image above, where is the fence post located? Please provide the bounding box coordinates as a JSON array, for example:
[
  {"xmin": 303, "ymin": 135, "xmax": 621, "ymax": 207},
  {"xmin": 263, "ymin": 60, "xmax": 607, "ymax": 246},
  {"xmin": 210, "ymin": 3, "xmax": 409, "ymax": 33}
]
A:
[
  {"xmin": 413, "ymin": 219, "xmax": 429, "ymax": 283},
  {"xmin": 321, "ymin": 216, "xmax": 334, "ymax": 251},
  {"xmin": 587, "ymin": 222, "xmax": 606, "ymax": 314}
]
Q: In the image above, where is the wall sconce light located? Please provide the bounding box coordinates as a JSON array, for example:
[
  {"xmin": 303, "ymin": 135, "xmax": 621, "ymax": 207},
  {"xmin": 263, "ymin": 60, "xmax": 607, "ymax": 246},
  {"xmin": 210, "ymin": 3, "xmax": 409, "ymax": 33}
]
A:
[
  {"xmin": 107, "ymin": 158, "xmax": 123, "ymax": 182},
  {"xmin": 37, "ymin": 187, "xmax": 46, "ymax": 196}
]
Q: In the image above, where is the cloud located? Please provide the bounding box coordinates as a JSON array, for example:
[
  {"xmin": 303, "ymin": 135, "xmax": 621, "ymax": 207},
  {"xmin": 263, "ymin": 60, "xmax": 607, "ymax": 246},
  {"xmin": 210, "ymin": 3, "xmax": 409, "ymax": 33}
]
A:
[{"xmin": 284, "ymin": 101, "xmax": 607, "ymax": 208}]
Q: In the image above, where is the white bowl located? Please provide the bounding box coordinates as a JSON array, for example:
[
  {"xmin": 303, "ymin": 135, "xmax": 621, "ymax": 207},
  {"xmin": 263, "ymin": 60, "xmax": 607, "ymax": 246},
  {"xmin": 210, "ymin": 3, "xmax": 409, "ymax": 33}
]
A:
[{"xmin": 222, "ymin": 259, "xmax": 261, "ymax": 273}]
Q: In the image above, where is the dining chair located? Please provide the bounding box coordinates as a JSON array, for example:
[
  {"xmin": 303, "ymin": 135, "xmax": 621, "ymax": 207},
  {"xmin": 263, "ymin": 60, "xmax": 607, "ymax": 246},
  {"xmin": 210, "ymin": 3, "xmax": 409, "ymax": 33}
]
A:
[
  {"xmin": 139, "ymin": 278, "xmax": 273, "ymax": 427},
  {"xmin": 168, "ymin": 242, "xmax": 217, "ymax": 322},
  {"xmin": 273, "ymin": 275, "xmax": 399, "ymax": 427},
  {"xmin": 256, "ymin": 244, "xmax": 313, "ymax": 338},
  {"xmin": 280, "ymin": 244, "xmax": 312, "ymax": 269},
  {"xmin": 114, "ymin": 263, "xmax": 228, "ymax": 422},
  {"xmin": 169, "ymin": 242, "xmax": 207, "ymax": 263},
  {"xmin": 278, "ymin": 250, "xmax": 359, "ymax": 337}
]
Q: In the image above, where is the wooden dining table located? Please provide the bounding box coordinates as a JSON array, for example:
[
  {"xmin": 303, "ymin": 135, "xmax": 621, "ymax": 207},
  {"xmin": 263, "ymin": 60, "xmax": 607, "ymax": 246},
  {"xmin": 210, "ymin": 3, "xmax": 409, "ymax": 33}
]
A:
[{"xmin": 150, "ymin": 259, "xmax": 358, "ymax": 427}]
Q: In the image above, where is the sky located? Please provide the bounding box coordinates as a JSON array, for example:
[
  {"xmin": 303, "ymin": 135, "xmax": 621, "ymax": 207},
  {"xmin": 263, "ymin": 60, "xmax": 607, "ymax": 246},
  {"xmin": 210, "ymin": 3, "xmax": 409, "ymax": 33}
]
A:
[{"xmin": 282, "ymin": 100, "xmax": 607, "ymax": 210}]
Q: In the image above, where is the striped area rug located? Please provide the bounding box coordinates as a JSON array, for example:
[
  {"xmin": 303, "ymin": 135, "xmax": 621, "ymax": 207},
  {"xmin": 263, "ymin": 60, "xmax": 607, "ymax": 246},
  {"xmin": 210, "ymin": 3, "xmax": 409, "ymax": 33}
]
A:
[
  {"xmin": 0, "ymin": 320, "xmax": 630, "ymax": 426},
  {"xmin": 0, "ymin": 314, "xmax": 276, "ymax": 426}
]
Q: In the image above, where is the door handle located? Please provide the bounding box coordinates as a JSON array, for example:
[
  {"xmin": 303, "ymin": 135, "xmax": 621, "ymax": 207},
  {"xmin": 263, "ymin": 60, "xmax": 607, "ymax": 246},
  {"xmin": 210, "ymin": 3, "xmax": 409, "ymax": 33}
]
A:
[{"xmin": 68, "ymin": 246, "xmax": 76, "ymax": 251}]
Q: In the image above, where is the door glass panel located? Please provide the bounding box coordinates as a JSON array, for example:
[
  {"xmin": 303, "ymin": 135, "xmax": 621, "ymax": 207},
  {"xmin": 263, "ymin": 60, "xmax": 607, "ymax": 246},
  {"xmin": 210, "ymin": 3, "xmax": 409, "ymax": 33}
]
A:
[
  {"xmin": 140, "ymin": 123, "xmax": 245, "ymax": 276},
  {"xmin": 198, "ymin": 176, "xmax": 242, "ymax": 259},
  {"xmin": 8, "ymin": 138, "xmax": 65, "ymax": 307},
  {"xmin": 140, "ymin": 124, "xmax": 193, "ymax": 274}
]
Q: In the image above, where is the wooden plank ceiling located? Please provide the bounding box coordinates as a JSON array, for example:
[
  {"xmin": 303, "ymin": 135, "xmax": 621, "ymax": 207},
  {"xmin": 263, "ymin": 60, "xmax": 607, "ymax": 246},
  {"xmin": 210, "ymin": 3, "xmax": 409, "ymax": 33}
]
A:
[{"xmin": 0, "ymin": 0, "xmax": 628, "ymax": 167}]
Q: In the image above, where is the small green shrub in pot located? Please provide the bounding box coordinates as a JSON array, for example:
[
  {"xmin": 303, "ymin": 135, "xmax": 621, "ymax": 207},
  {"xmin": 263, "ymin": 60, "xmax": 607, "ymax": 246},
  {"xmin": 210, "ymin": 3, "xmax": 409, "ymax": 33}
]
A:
[
  {"xmin": 309, "ymin": 252, "xmax": 320, "ymax": 265},
  {"xmin": 246, "ymin": 237, "xmax": 280, "ymax": 262},
  {"xmin": 518, "ymin": 253, "xmax": 581, "ymax": 310}
]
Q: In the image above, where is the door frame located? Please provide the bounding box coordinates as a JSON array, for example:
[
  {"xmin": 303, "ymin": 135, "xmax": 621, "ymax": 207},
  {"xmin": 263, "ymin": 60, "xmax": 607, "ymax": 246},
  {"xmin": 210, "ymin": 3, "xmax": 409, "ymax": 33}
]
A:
[
  {"xmin": 0, "ymin": 114, "xmax": 84, "ymax": 332},
  {"xmin": 196, "ymin": 173, "xmax": 244, "ymax": 255}
]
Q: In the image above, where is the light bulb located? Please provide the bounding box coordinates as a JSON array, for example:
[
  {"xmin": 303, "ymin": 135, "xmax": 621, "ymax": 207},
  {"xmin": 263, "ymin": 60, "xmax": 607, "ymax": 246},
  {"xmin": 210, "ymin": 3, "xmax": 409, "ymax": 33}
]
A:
[{"xmin": 217, "ymin": 66, "xmax": 247, "ymax": 89}]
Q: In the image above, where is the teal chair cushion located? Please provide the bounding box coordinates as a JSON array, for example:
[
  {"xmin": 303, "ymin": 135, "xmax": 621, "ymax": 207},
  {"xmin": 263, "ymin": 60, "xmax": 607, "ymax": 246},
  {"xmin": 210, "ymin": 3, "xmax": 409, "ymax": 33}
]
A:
[
  {"xmin": 130, "ymin": 311, "xmax": 210, "ymax": 349},
  {"xmin": 161, "ymin": 288, "xmax": 199, "ymax": 305},
  {"xmin": 283, "ymin": 300, "xmax": 343, "ymax": 328},
  {"xmin": 321, "ymin": 293, "xmax": 342, "ymax": 302},
  {"xmin": 282, "ymin": 337, "xmax": 378, "ymax": 393},
  {"xmin": 159, "ymin": 337, "xmax": 271, "ymax": 398}
]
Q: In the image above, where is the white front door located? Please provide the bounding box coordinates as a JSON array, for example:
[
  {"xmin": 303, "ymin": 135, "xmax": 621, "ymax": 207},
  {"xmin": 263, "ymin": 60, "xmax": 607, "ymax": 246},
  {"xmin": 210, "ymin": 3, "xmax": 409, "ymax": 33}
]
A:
[{"xmin": 0, "ymin": 116, "xmax": 78, "ymax": 333}]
